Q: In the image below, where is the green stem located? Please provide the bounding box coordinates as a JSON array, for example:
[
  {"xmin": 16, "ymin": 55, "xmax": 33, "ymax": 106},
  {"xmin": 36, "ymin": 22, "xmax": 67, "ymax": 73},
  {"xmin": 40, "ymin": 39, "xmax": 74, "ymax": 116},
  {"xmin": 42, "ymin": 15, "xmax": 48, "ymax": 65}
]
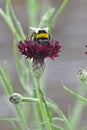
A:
[
  {"xmin": 15, "ymin": 106, "xmax": 29, "ymax": 130},
  {"xmin": 27, "ymin": 0, "xmax": 38, "ymax": 26},
  {"xmin": 11, "ymin": 122, "xmax": 19, "ymax": 130},
  {"xmin": 40, "ymin": 121, "xmax": 64, "ymax": 130},
  {"xmin": 10, "ymin": 6, "xmax": 25, "ymax": 39},
  {"xmin": 5, "ymin": 0, "xmax": 25, "ymax": 39},
  {"xmin": 39, "ymin": 8, "xmax": 55, "ymax": 28},
  {"xmin": 63, "ymin": 85, "xmax": 87, "ymax": 103},
  {"xmin": 21, "ymin": 97, "xmax": 39, "ymax": 102},
  {"xmin": 27, "ymin": 61, "xmax": 44, "ymax": 130},
  {"xmin": 0, "ymin": 117, "xmax": 18, "ymax": 130},
  {"xmin": 0, "ymin": 68, "xmax": 13, "ymax": 95},
  {"xmin": 6, "ymin": 0, "xmax": 10, "ymax": 16},
  {"xmin": 47, "ymin": 101, "xmax": 71, "ymax": 130},
  {"xmin": 36, "ymin": 78, "xmax": 53, "ymax": 130},
  {"xmin": 49, "ymin": 0, "xmax": 68, "ymax": 32},
  {"xmin": 70, "ymin": 84, "xmax": 86, "ymax": 130},
  {"xmin": 18, "ymin": 95, "xmax": 71, "ymax": 130},
  {"xmin": 0, "ymin": 9, "xmax": 20, "ymax": 40}
]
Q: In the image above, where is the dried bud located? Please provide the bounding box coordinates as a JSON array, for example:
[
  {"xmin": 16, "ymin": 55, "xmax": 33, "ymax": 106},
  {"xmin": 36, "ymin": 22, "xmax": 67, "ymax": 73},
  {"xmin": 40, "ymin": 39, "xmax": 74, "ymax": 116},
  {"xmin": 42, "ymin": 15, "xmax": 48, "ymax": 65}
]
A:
[
  {"xmin": 77, "ymin": 69, "xmax": 87, "ymax": 82},
  {"xmin": 9, "ymin": 93, "xmax": 22, "ymax": 104}
]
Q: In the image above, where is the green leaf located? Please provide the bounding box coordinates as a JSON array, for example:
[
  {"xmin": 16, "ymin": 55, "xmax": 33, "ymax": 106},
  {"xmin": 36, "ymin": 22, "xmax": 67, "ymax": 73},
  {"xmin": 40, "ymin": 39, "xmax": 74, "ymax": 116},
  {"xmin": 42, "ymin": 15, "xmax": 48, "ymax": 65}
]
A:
[
  {"xmin": 39, "ymin": 8, "xmax": 55, "ymax": 28},
  {"xmin": 13, "ymin": 39, "xmax": 32, "ymax": 94},
  {"xmin": 6, "ymin": 0, "xmax": 10, "ymax": 16},
  {"xmin": 27, "ymin": 0, "xmax": 39, "ymax": 26},
  {"xmin": 41, "ymin": 121, "xmax": 64, "ymax": 130},
  {"xmin": 63, "ymin": 84, "xmax": 87, "ymax": 103},
  {"xmin": 10, "ymin": 7, "xmax": 25, "ymax": 39},
  {"xmin": 0, "ymin": 8, "xmax": 20, "ymax": 40},
  {"xmin": 49, "ymin": 0, "xmax": 68, "ymax": 32},
  {"xmin": 47, "ymin": 98, "xmax": 71, "ymax": 130},
  {"xmin": 0, "ymin": 117, "xmax": 16, "ymax": 122},
  {"xmin": 39, "ymin": 89, "xmax": 53, "ymax": 130},
  {"xmin": 0, "ymin": 65, "xmax": 13, "ymax": 95},
  {"xmin": 0, "ymin": 117, "xmax": 18, "ymax": 130}
]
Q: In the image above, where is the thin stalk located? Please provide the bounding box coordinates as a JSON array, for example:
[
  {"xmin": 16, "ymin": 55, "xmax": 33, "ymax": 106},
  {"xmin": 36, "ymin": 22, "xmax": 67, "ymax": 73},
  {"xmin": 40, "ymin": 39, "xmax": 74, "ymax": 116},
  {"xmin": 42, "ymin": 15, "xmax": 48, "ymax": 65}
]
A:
[
  {"xmin": 11, "ymin": 122, "xmax": 19, "ymax": 130},
  {"xmin": 49, "ymin": 0, "xmax": 68, "ymax": 32},
  {"xmin": 21, "ymin": 97, "xmax": 39, "ymax": 102},
  {"xmin": 0, "ymin": 68, "xmax": 13, "ymax": 95},
  {"xmin": 6, "ymin": 0, "xmax": 10, "ymax": 16},
  {"xmin": 40, "ymin": 121, "xmax": 64, "ymax": 130},
  {"xmin": 13, "ymin": 41, "xmax": 32, "ymax": 95},
  {"xmin": 10, "ymin": 6, "xmax": 25, "ymax": 39},
  {"xmin": 0, "ymin": 117, "xmax": 18, "ymax": 130},
  {"xmin": 39, "ymin": 8, "xmax": 55, "ymax": 28},
  {"xmin": 0, "ymin": 9, "xmax": 20, "ymax": 40},
  {"xmin": 70, "ymin": 84, "xmax": 86, "ymax": 130},
  {"xmin": 15, "ymin": 106, "xmax": 29, "ymax": 130},
  {"xmin": 47, "ymin": 101, "xmax": 71, "ymax": 130},
  {"xmin": 36, "ymin": 78, "xmax": 53, "ymax": 130},
  {"xmin": 28, "ymin": 61, "xmax": 44, "ymax": 130},
  {"xmin": 6, "ymin": 0, "xmax": 25, "ymax": 39},
  {"xmin": 0, "ymin": 68, "xmax": 29, "ymax": 130},
  {"xmin": 63, "ymin": 85, "xmax": 87, "ymax": 103},
  {"xmin": 27, "ymin": 0, "xmax": 38, "ymax": 26},
  {"xmin": 16, "ymin": 95, "xmax": 71, "ymax": 130}
]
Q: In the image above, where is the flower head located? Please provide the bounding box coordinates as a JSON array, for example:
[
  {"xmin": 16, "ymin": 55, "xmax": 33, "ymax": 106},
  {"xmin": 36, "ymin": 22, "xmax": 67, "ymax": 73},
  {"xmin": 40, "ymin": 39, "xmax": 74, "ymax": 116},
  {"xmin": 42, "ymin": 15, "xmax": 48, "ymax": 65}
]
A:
[
  {"xmin": 18, "ymin": 27, "xmax": 61, "ymax": 78},
  {"xmin": 9, "ymin": 93, "xmax": 22, "ymax": 104},
  {"xmin": 85, "ymin": 45, "xmax": 87, "ymax": 55},
  {"xmin": 77, "ymin": 69, "xmax": 87, "ymax": 83},
  {"xmin": 18, "ymin": 39, "xmax": 61, "ymax": 60}
]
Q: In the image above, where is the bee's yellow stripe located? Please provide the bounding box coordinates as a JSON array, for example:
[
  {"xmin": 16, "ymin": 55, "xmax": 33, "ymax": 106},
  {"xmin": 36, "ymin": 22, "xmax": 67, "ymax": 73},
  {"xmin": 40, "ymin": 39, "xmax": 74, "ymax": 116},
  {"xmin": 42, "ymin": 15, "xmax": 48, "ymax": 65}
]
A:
[{"xmin": 36, "ymin": 33, "xmax": 49, "ymax": 39}]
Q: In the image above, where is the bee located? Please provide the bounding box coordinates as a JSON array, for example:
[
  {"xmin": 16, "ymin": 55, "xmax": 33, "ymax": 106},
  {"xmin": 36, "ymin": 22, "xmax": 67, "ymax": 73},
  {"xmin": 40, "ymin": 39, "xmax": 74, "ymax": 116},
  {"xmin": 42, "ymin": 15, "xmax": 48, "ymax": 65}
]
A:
[{"xmin": 29, "ymin": 27, "xmax": 51, "ymax": 44}]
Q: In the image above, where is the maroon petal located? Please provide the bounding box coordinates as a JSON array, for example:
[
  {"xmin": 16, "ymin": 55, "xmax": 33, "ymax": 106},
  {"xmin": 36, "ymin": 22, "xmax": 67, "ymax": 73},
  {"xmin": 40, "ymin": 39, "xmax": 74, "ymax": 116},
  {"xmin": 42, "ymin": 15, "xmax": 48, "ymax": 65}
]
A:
[{"xmin": 18, "ymin": 39, "xmax": 61, "ymax": 60}]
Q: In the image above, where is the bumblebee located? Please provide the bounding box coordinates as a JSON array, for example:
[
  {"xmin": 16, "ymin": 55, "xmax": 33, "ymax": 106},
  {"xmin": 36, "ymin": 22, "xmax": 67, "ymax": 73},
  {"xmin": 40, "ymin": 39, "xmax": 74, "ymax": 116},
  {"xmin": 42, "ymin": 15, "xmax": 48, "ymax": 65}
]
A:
[{"xmin": 29, "ymin": 27, "xmax": 51, "ymax": 44}]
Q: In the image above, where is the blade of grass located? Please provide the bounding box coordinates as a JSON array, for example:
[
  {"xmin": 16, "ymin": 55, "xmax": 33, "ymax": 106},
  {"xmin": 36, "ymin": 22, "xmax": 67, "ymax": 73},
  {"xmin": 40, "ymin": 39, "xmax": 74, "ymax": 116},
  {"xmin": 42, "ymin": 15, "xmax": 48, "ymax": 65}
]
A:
[
  {"xmin": 39, "ymin": 8, "xmax": 55, "ymax": 28},
  {"xmin": 0, "ymin": 64, "xmax": 29, "ymax": 130},
  {"xmin": 15, "ymin": 94, "xmax": 71, "ymax": 130},
  {"xmin": 49, "ymin": 0, "xmax": 68, "ymax": 32},
  {"xmin": 63, "ymin": 84, "xmax": 86, "ymax": 130},
  {"xmin": 47, "ymin": 98, "xmax": 71, "ymax": 130},
  {"xmin": 0, "ymin": 8, "xmax": 20, "ymax": 40},
  {"xmin": 40, "ymin": 121, "xmax": 64, "ymax": 130},
  {"xmin": 6, "ymin": 0, "xmax": 10, "ymax": 16},
  {"xmin": 36, "ymin": 78, "xmax": 53, "ymax": 130},
  {"xmin": 27, "ymin": 0, "xmax": 38, "ymax": 26},
  {"xmin": 0, "ymin": 117, "xmax": 16, "ymax": 122},
  {"xmin": 11, "ymin": 122, "xmax": 19, "ymax": 130},
  {"xmin": 39, "ymin": 89, "xmax": 54, "ymax": 130},
  {"xmin": 63, "ymin": 84, "xmax": 87, "ymax": 103},
  {"xmin": 13, "ymin": 39, "xmax": 32, "ymax": 95},
  {"xmin": 0, "ymin": 66, "xmax": 13, "ymax": 95},
  {"xmin": 0, "ymin": 117, "xmax": 18, "ymax": 130},
  {"xmin": 15, "ymin": 105, "xmax": 29, "ymax": 130},
  {"xmin": 6, "ymin": 0, "xmax": 25, "ymax": 39},
  {"xmin": 10, "ymin": 6, "xmax": 25, "ymax": 40}
]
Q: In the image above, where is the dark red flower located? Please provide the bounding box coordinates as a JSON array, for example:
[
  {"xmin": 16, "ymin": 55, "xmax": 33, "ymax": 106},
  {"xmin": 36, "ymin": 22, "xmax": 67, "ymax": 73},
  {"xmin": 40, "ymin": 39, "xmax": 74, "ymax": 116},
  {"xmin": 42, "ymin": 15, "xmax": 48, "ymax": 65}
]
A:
[
  {"xmin": 85, "ymin": 45, "xmax": 87, "ymax": 55},
  {"xmin": 18, "ymin": 39, "xmax": 61, "ymax": 60},
  {"xmin": 18, "ymin": 35, "xmax": 61, "ymax": 78}
]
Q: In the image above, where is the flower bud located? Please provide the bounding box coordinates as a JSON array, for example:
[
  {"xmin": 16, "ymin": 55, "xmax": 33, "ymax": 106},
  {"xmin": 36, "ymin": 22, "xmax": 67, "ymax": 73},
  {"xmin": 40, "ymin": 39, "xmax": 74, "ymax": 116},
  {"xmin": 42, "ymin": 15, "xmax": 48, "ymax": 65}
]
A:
[
  {"xmin": 9, "ymin": 93, "xmax": 22, "ymax": 104},
  {"xmin": 77, "ymin": 69, "xmax": 87, "ymax": 82}
]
